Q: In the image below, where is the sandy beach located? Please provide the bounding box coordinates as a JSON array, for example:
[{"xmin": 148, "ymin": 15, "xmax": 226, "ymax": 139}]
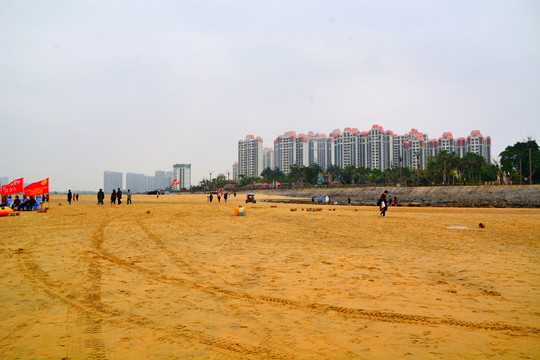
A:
[{"xmin": 1, "ymin": 194, "xmax": 539, "ymax": 359}]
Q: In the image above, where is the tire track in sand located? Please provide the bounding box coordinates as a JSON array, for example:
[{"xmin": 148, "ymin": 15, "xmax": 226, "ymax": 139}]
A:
[
  {"xmin": 17, "ymin": 247, "xmax": 294, "ymax": 360},
  {"xmin": 121, "ymin": 218, "xmax": 540, "ymax": 337},
  {"xmin": 95, "ymin": 214, "xmax": 294, "ymax": 359},
  {"xmin": 136, "ymin": 216, "xmax": 232, "ymax": 285}
]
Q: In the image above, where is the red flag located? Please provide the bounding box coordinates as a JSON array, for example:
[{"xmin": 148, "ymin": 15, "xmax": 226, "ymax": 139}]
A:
[
  {"xmin": 24, "ymin": 178, "xmax": 49, "ymax": 197},
  {"xmin": 1, "ymin": 178, "xmax": 24, "ymax": 196},
  {"xmin": 171, "ymin": 179, "xmax": 179, "ymax": 186}
]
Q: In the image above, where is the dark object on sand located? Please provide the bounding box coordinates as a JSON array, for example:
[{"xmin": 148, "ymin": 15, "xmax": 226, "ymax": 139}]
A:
[{"xmin": 479, "ymin": 223, "xmax": 485, "ymax": 228}]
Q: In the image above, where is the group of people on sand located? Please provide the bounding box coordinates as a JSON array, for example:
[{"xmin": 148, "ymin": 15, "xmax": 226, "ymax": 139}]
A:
[
  {"xmin": 1, "ymin": 194, "xmax": 48, "ymax": 211},
  {"xmin": 313, "ymin": 195, "xmax": 330, "ymax": 205},
  {"xmin": 207, "ymin": 192, "xmax": 235, "ymax": 203},
  {"xmin": 66, "ymin": 190, "xmax": 80, "ymax": 205},
  {"xmin": 96, "ymin": 188, "xmax": 132, "ymax": 206}
]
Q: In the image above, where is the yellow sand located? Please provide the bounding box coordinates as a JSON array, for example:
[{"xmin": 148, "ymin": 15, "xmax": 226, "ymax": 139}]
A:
[{"xmin": 0, "ymin": 194, "xmax": 539, "ymax": 359}]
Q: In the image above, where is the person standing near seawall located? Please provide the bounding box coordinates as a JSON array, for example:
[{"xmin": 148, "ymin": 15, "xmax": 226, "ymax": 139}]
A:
[
  {"xmin": 67, "ymin": 190, "xmax": 72, "ymax": 205},
  {"xmin": 97, "ymin": 189, "xmax": 105, "ymax": 205},
  {"xmin": 127, "ymin": 189, "xmax": 132, "ymax": 205},
  {"xmin": 117, "ymin": 188, "xmax": 122, "ymax": 205},
  {"xmin": 378, "ymin": 190, "xmax": 389, "ymax": 218}
]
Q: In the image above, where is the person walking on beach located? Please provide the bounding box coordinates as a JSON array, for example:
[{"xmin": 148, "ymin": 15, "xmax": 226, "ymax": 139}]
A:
[
  {"xmin": 117, "ymin": 188, "xmax": 122, "ymax": 205},
  {"xmin": 76, "ymin": 193, "xmax": 79, "ymax": 201},
  {"xmin": 209, "ymin": 194, "xmax": 213, "ymax": 202},
  {"xmin": 111, "ymin": 189, "xmax": 117, "ymax": 206},
  {"xmin": 224, "ymin": 193, "xmax": 228, "ymax": 203},
  {"xmin": 217, "ymin": 193, "xmax": 221, "ymax": 203},
  {"xmin": 127, "ymin": 189, "xmax": 132, "ymax": 204},
  {"xmin": 67, "ymin": 190, "xmax": 72, "ymax": 205},
  {"xmin": 97, "ymin": 189, "xmax": 105, "ymax": 205},
  {"xmin": 378, "ymin": 190, "xmax": 389, "ymax": 218}
]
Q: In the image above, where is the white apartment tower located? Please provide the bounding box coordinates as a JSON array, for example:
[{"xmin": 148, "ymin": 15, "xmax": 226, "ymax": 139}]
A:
[
  {"xmin": 238, "ymin": 135, "xmax": 264, "ymax": 177},
  {"xmin": 263, "ymin": 148, "xmax": 274, "ymax": 171},
  {"xmin": 274, "ymin": 131, "xmax": 297, "ymax": 174},
  {"xmin": 335, "ymin": 128, "xmax": 359, "ymax": 168},
  {"xmin": 403, "ymin": 130, "xmax": 428, "ymax": 170},
  {"xmin": 308, "ymin": 132, "xmax": 328, "ymax": 170},
  {"xmin": 126, "ymin": 173, "xmax": 146, "ymax": 193},
  {"xmin": 295, "ymin": 134, "xmax": 309, "ymax": 167},
  {"xmin": 232, "ymin": 162, "xmax": 239, "ymax": 182},
  {"xmin": 104, "ymin": 171, "xmax": 122, "ymax": 193},
  {"xmin": 467, "ymin": 130, "xmax": 492, "ymax": 163},
  {"xmin": 173, "ymin": 164, "xmax": 192, "ymax": 190}
]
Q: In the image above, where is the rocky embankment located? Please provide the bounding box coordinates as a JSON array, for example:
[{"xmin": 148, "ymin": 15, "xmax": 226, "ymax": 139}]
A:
[{"xmin": 258, "ymin": 185, "xmax": 540, "ymax": 208}]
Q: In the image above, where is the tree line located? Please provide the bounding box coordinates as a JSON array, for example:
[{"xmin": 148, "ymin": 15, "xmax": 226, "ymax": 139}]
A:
[{"xmin": 196, "ymin": 139, "xmax": 539, "ymax": 190}]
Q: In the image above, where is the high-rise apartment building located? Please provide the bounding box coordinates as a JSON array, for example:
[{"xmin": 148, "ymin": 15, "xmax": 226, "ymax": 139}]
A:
[
  {"xmin": 173, "ymin": 164, "xmax": 191, "ymax": 190},
  {"xmin": 467, "ymin": 130, "xmax": 491, "ymax": 163},
  {"xmin": 104, "ymin": 171, "xmax": 122, "ymax": 193},
  {"xmin": 295, "ymin": 134, "xmax": 309, "ymax": 167},
  {"xmin": 238, "ymin": 135, "xmax": 263, "ymax": 178},
  {"xmin": 402, "ymin": 129, "xmax": 428, "ymax": 170},
  {"xmin": 335, "ymin": 128, "xmax": 359, "ymax": 169},
  {"xmin": 232, "ymin": 162, "xmax": 239, "ymax": 182},
  {"xmin": 308, "ymin": 132, "xmax": 328, "ymax": 170},
  {"xmin": 126, "ymin": 173, "xmax": 147, "ymax": 193},
  {"xmin": 263, "ymin": 148, "xmax": 274, "ymax": 171},
  {"xmin": 274, "ymin": 131, "xmax": 297, "ymax": 174}
]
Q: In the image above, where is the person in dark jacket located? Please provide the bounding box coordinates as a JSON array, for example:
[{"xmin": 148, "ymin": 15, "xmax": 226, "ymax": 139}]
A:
[
  {"xmin": 379, "ymin": 190, "xmax": 389, "ymax": 218},
  {"xmin": 97, "ymin": 189, "xmax": 105, "ymax": 205},
  {"xmin": 26, "ymin": 196, "xmax": 36, "ymax": 210},
  {"xmin": 117, "ymin": 188, "xmax": 122, "ymax": 205},
  {"xmin": 111, "ymin": 189, "xmax": 117, "ymax": 206},
  {"xmin": 67, "ymin": 190, "xmax": 72, "ymax": 205}
]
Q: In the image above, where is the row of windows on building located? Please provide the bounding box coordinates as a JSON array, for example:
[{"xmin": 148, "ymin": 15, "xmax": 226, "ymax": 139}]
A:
[
  {"xmin": 235, "ymin": 126, "xmax": 491, "ymax": 179},
  {"xmin": 104, "ymin": 164, "xmax": 191, "ymax": 193}
]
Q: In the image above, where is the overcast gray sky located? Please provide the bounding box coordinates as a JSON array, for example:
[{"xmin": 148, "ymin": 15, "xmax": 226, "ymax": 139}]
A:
[{"xmin": 1, "ymin": 0, "xmax": 539, "ymax": 191}]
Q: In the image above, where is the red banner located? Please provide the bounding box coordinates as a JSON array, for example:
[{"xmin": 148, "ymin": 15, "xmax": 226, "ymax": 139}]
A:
[
  {"xmin": 171, "ymin": 179, "xmax": 179, "ymax": 186},
  {"xmin": 1, "ymin": 178, "xmax": 24, "ymax": 196},
  {"xmin": 24, "ymin": 178, "xmax": 49, "ymax": 197}
]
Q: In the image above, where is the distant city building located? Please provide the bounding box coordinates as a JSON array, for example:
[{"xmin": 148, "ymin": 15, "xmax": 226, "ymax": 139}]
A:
[
  {"xmin": 238, "ymin": 135, "xmax": 264, "ymax": 178},
  {"xmin": 273, "ymin": 131, "xmax": 297, "ymax": 174},
  {"xmin": 173, "ymin": 164, "xmax": 191, "ymax": 190},
  {"xmin": 468, "ymin": 130, "xmax": 492, "ymax": 163},
  {"xmin": 154, "ymin": 171, "xmax": 166, "ymax": 190},
  {"xmin": 239, "ymin": 127, "xmax": 491, "ymax": 174},
  {"xmin": 0, "ymin": 176, "xmax": 9, "ymax": 187},
  {"xmin": 295, "ymin": 134, "xmax": 309, "ymax": 167},
  {"xmin": 104, "ymin": 171, "xmax": 122, "ymax": 193},
  {"xmin": 126, "ymin": 173, "xmax": 146, "ymax": 193},
  {"xmin": 263, "ymin": 148, "xmax": 274, "ymax": 171},
  {"xmin": 335, "ymin": 128, "xmax": 359, "ymax": 169},
  {"xmin": 232, "ymin": 162, "xmax": 239, "ymax": 182},
  {"xmin": 308, "ymin": 132, "xmax": 326, "ymax": 170}
]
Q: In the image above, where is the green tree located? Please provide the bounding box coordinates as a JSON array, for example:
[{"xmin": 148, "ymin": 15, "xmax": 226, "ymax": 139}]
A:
[
  {"xmin": 500, "ymin": 139, "xmax": 540, "ymax": 184},
  {"xmin": 289, "ymin": 164, "xmax": 304, "ymax": 186},
  {"xmin": 326, "ymin": 165, "xmax": 343, "ymax": 184}
]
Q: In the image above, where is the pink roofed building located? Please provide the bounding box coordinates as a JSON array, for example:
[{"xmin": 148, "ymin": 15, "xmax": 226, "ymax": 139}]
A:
[{"xmin": 238, "ymin": 135, "xmax": 263, "ymax": 178}]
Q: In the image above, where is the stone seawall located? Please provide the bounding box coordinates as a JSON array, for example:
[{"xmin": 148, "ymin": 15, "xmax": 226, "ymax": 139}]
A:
[{"xmin": 257, "ymin": 185, "xmax": 540, "ymax": 208}]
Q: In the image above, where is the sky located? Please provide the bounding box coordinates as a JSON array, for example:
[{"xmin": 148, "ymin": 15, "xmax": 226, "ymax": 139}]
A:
[{"xmin": 1, "ymin": 0, "xmax": 539, "ymax": 191}]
